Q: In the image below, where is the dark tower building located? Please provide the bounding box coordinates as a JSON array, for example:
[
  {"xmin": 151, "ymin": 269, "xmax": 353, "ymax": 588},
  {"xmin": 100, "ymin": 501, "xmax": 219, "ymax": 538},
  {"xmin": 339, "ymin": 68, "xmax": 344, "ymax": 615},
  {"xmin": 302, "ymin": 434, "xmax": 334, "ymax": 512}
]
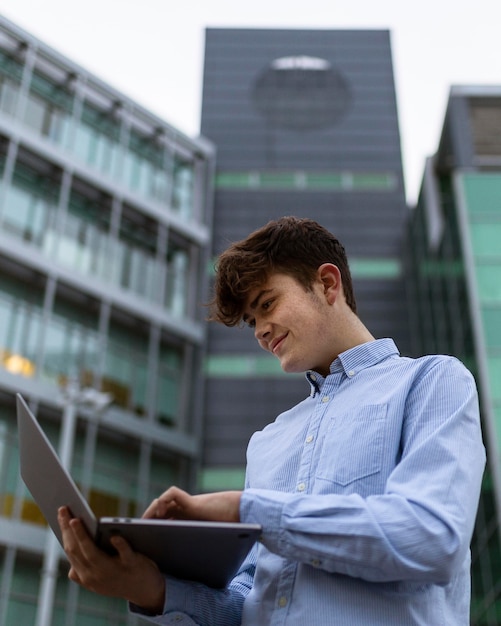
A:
[
  {"xmin": 406, "ymin": 85, "xmax": 501, "ymax": 625},
  {"xmin": 200, "ymin": 28, "xmax": 410, "ymax": 491}
]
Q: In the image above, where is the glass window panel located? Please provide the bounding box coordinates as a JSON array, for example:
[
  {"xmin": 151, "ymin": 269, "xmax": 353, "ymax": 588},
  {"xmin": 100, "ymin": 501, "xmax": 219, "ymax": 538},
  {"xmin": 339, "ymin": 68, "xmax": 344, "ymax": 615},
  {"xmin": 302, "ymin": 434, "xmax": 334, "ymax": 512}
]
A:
[
  {"xmin": 6, "ymin": 562, "xmax": 38, "ymax": 625},
  {"xmin": 156, "ymin": 346, "xmax": 181, "ymax": 425},
  {"xmin": 2, "ymin": 183, "xmax": 55, "ymax": 246},
  {"xmin": 199, "ymin": 467, "xmax": 246, "ymax": 491},
  {"xmin": 172, "ymin": 158, "xmax": 194, "ymax": 218},
  {"xmin": 2, "ymin": 163, "xmax": 59, "ymax": 248},
  {"xmin": 0, "ymin": 304, "xmax": 40, "ymax": 378},
  {"xmin": 475, "ymin": 265, "xmax": 501, "ymax": 303},
  {"xmin": 0, "ymin": 294, "xmax": 12, "ymax": 350},
  {"xmin": 0, "ymin": 278, "xmax": 43, "ymax": 378},
  {"xmin": 482, "ymin": 308, "xmax": 501, "ymax": 349},
  {"xmin": 122, "ymin": 150, "xmax": 142, "ymax": 192},
  {"xmin": 165, "ymin": 248, "xmax": 188, "ymax": 316},
  {"xmin": 0, "ymin": 50, "xmax": 22, "ymax": 116},
  {"xmin": 464, "ymin": 173, "xmax": 501, "ymax": 214},
  {"xmin": 116, "ymin": 210, "xmax": 158, "ymax": 301},
  {"xmin": 73, "ymin": 103, "xmax": 120, "ymax": 175},
  {"xmin": 42, "ymin": 301, "xmax": 99, "ymax": 384},
  {"xmin": 470, "ymin": 223, "xmax": 501, "ymax": 257},
  {"xmin": 74, "ymin": 122, "xmax": 95, "ymax": 163},
  {"xmin": 83, "ymin": 437, "xmax": 139, "ymax": 505},
  {"xmin": 42, "ymin": 318, "xmax": 70, "ymax": 381},
  {"xmin": 149, "ymin": 453, "xmax": 180, "ymax": 501},
  {"xmin": 23, "ymin": 71, "xmax": 72, "ymax": 146},
  {"xmin": 123, "ymin": 131, "xmax": 169, "ymax": 202},
  {"xmin": 23, "ymin": 92, "xmax": 46, "ymax": 133},
  {"xmin": 0, "ymin": 416, "xmax": 21, "ymax": 503},
  {"xmin": 152, "ymin": 166, "xmax": 171, "ymax": 203},
  {"xmin": 488, "ymin": 356, "xmax": 501, "ymax": 400},
  {"xmin": 104, "ymin": 324, "xmax": 148, "ymax": 416},
  {"xmin": 0, "ymin": 77, "xmax": 18, "ymax": 115},
  {"xmin": 56, "ymin": 190, "xmax": 111, "ymax": 279}
]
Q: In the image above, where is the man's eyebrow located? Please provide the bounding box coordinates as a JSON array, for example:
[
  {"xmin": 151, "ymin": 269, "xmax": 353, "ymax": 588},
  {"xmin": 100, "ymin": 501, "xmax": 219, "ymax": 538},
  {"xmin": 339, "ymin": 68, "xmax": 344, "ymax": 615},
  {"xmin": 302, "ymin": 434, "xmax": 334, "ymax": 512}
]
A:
[{"xmin": 249, "ymin": 288, "xmax": 274, "ymax": 310}]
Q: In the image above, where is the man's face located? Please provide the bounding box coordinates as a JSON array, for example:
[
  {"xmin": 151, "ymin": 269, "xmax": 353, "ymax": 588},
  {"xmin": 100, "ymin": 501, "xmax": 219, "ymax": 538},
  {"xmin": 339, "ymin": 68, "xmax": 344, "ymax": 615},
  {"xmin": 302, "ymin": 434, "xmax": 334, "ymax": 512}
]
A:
[{"xmin": 242, "ymin": 272, "xmax": 336, "ymax": 376}]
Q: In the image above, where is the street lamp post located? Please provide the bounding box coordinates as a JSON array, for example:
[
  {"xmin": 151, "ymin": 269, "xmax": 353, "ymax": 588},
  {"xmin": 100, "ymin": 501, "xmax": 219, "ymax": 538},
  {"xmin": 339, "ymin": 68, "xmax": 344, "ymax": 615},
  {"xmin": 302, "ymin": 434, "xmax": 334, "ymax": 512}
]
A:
[{"xmin": 34, "ymin": 380, "xmax": 112, "ymax": 626}]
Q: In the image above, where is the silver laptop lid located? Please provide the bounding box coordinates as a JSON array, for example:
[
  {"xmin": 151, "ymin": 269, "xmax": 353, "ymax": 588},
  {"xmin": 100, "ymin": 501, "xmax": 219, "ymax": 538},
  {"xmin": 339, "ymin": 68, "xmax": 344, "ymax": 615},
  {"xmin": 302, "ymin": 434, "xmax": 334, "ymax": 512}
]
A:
[{"xmin": 16, "ymin": 393, "xmax": 97, "ymax": 544}]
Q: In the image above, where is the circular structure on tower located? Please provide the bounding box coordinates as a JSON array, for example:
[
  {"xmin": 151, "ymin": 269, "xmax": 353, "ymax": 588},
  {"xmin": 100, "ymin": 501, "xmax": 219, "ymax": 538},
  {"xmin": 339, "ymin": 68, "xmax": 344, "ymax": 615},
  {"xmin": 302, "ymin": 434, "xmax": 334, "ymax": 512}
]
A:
[{"xmin": 252, "ymin": 55, "xmax": 352, "ymax": 131}]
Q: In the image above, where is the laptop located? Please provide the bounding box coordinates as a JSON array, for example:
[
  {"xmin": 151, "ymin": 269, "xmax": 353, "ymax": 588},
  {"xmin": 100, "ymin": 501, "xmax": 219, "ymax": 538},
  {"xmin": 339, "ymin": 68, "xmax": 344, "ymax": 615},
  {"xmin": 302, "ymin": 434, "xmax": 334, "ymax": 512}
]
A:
[{"xmin": 16, "ymin": 393, "xmax": 261, "ymax": 588}]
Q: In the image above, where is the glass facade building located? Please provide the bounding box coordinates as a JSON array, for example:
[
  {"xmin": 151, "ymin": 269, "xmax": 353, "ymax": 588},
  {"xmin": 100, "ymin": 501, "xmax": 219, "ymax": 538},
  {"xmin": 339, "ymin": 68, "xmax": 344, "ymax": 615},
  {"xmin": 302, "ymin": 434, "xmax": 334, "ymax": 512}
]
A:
[
  {"xmin": 0, "ymin": 15, "xmax": 214, "ymax": 625},
  {"xmin": 406, "ymin": 86, "xmax": 501, "ymax": 625}
]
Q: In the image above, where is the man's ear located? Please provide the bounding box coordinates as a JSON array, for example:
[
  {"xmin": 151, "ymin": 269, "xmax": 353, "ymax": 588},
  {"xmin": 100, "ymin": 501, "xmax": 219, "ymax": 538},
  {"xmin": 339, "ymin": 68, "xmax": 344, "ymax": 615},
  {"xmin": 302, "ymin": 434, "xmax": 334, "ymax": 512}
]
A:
[{"xmin": 317, "ymin": 263, "xmax": 342, "ymax": 304}]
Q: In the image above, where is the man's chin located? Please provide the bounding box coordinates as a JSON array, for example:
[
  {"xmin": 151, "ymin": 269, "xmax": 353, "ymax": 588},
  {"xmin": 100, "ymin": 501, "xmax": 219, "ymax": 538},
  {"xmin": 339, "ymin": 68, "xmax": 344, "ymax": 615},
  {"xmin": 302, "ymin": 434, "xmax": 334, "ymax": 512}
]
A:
[{"xmin": 279, "ymin": 359, "xmax": 305, "ymax": 374}]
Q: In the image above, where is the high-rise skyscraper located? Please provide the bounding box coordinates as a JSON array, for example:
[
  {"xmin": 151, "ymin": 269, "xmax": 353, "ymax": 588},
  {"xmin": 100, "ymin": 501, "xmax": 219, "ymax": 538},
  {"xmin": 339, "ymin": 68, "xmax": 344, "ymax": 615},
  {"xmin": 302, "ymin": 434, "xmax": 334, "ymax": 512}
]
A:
[{"xmin": 200, "ymin": 28, "xmax": 410, "ymax": 491}]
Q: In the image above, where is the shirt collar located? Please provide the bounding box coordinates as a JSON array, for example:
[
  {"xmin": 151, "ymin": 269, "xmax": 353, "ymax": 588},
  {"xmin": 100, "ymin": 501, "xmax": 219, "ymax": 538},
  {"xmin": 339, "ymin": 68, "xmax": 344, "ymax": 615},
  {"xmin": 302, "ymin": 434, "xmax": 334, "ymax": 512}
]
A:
[{"xmin": 305, "ymin": 338, "xmax": 400, "ymax": 397}]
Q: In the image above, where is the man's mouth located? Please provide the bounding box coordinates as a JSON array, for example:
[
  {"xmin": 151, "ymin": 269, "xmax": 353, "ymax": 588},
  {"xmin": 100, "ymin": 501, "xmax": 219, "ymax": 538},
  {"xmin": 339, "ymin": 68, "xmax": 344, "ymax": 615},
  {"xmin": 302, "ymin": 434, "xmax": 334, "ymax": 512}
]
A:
[{"xmin": 271, "ymin": 333, "xmax": 287, "ymax": 355}]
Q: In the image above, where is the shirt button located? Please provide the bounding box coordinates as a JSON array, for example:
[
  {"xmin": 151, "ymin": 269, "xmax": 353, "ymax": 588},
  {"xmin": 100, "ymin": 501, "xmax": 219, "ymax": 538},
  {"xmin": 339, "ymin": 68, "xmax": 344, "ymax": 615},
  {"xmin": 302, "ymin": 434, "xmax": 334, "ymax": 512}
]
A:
[
  {"xmin": 311, "ymin": 558, "xmax": 321, "ymax": 567},
  {"xmin": 348, "ymin": 370, "xmax": 355, "ymax": 377},
  {"xmin": 305, "ymin": 435, "xmax": 314, "ymax": 443},
  {"xmin": 297, "ymin": 482, "xmax": 306, "ymax": 492},
  {"xmin": 310, "ymin": 373, "xmax": 317, "ymax": 381},
  {"xmin": 278, "ymin": 596, "xmax": 288, "ymax": 608},
  {"xmin": 322, "ymin": 396, "xmax": 329, "ymax": 403}
]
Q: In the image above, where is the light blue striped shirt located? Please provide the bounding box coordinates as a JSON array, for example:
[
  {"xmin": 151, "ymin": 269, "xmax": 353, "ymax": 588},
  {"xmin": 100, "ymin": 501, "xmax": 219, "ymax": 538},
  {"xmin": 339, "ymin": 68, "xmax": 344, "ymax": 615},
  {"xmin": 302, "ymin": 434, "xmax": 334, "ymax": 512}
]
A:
[{"xmin": 135, "ymin": 338, "xmax": 486, "ymax": 625}]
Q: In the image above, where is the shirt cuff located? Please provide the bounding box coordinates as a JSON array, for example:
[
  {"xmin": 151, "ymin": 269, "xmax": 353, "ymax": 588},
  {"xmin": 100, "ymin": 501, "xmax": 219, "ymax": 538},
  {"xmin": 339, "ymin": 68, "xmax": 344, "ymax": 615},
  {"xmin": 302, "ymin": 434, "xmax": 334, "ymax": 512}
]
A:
[
  {"xmin": 240, "ymin": 488, "xmax": 291, "ymax": 551},
  {"xmin": 129, "ymin": 576, "xmax": 200, "ymax": 625}
]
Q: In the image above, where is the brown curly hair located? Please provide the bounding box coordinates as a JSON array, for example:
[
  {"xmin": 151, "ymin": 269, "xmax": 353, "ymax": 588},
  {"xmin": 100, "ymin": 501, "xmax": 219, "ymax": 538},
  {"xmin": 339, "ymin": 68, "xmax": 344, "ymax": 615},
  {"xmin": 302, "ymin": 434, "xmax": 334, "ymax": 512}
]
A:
[{"xmin": 210, "ymin": 216, "xmax": 357, "ymax": 326}]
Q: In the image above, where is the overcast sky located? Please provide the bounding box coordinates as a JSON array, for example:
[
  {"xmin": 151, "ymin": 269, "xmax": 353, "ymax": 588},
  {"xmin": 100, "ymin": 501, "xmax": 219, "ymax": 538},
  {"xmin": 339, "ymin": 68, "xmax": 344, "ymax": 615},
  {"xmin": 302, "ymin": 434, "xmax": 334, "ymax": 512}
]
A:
[{"xmin": 0, "ymin": 0, "xmax": 499, "ymax": 204}]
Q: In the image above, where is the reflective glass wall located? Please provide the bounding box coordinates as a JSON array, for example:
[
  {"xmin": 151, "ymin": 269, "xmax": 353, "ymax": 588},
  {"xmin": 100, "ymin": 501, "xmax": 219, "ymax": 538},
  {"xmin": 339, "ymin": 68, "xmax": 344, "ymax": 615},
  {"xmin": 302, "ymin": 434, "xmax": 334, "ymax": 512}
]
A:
[
  {"xmin": 405, "ymin": 167, "xmax": 501, "ymax": 626},
  {"xmin": 0, "ymin": 15, "xmax": 214, "ymax": 626}
]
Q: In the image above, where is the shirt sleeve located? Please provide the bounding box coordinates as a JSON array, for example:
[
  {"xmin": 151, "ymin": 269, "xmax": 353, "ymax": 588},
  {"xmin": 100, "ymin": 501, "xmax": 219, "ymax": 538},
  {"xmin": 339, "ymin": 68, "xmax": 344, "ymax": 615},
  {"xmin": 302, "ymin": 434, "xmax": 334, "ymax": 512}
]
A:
[
  {"xmin": 240, "ymin": 358, "xmax": 486, "ymax": 585},
  {"xmin": 129, "ymin": 543, "xmax": 257, "ymax": 625}
]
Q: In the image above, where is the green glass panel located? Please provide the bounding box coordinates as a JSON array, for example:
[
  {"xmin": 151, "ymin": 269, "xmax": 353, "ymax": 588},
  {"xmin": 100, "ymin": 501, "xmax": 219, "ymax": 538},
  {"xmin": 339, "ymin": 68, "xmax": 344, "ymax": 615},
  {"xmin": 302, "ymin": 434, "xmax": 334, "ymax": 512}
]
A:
[
  {"xmin": 482, "ymin": 308, "xmax": 501, "ymax": 349},
  {"xmin": 350, "ymin": 258, "xmax": 402, "ymax": 279},
  {"xmin": 215, "ymin": 172, "xmax": 253, "ymax": 188},
  {"xmin": 149, "ymin": 454, "xmax": 179, "ymax": 502},
  {"xmin": 475, "ymin": 265, "xmax": 501, "ymax": 302},
  {"xmin": 205, "ymin": 354, "xmax": 288, "ymax": 377},
  {"xmin": 306, "ymin": 172, "xmax": 343, "ymax": 188},
  {"xmin": 352, "ymin": 173, "xmax": 395, "ymax": 189},
  {"xmin": 494, "ymin": 403, "xmax": 501, "ymax": 424},
  {"xmin": 488, "ymin": 356, "xmax": 501, "ymax": 400},
  {"xmin": 463, "ymin": 173, "xmax": 501, "ymax": 214},
  {"xmin": 74, "ymin": 586, "xmax": 129, "ymax": 625},
  {"xmin": 5, "ymin": 600, "xmax": 37, "ymax": 624},
  {"xmin": 208, "ymin": 256, "xmax": 402, "ymax": 280},
  {"xmin": 469, "ymin": 223, "xmax": 501, "ymax": 258},
  {"xmin": 0, "ymin": 50, "xmax": 23, "ymax": 82},
  {"xmin": 259, "ymin": 172, "xmax": 296, "ymax": 186},
  {"xmin": 199, "ymin": 467, "xmax": 246, "ymax": 491},
  {"xmin": 6, "ymin": 559, "xmax": 39, "ymax": 624},
  {"xmin": 30, "ymin": 71, "xmax": 72, "ymax": 110},
  {"xmin": 156, "ymin": 345, "xmax": 182, "ymax": 425},
  {"xmin": 88, "ymin": 438, "xmax": 139, "ymax": 500},
  {"xmin": 215, "ymin": 170, "xmax": 396, "ymax": 191},
  {"xmin": 418, "ymin": 259, "xmax": 464, "ymax": 278}
]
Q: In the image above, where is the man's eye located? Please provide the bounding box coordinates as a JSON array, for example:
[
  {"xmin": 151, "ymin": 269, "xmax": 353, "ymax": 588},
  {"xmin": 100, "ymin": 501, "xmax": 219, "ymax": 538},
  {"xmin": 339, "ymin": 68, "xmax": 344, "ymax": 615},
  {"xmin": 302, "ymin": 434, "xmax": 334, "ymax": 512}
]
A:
[
  {"xmin": 262, "ymin": 300, "xmax": 273, "ymax": 310},
  {"xmin": 244, "ymin": 317, "xmax": 255, "ymax": 328}
]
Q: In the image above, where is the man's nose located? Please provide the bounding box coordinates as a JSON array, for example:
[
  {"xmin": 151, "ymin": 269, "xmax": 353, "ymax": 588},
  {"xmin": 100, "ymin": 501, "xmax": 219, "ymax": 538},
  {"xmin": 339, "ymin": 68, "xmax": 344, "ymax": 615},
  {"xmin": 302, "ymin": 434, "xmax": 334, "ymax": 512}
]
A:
[{"xmin": 254, "ymin": 319, "xmax": 271, "ymax": 342}]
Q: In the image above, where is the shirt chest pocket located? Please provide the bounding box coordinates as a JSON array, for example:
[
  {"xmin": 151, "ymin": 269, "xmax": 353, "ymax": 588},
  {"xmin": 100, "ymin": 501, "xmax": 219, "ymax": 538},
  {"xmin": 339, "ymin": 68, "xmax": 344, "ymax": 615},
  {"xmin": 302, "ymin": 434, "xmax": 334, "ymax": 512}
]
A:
[{"xmin": 316, "ymin": 404, "xmax": 388, "ymax": 486}]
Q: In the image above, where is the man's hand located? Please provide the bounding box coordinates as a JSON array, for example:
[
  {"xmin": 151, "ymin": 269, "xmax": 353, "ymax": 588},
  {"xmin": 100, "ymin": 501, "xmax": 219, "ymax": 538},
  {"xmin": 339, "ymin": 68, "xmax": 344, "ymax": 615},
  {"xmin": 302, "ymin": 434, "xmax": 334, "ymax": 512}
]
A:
[
  {"xmin": 58, "ymin": 507, "xmax": 165, "ymax": 614},
  {"xmin": 142, "ymin": 487, "xmax": 242, "ymax": 523}
]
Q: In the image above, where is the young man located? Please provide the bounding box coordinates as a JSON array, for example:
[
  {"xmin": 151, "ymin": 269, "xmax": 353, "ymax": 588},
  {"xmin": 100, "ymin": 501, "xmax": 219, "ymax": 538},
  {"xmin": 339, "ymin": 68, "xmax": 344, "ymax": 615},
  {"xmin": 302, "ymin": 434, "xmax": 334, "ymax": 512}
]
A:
[{"xmin": 59, "ymin": 216, "xmax": 486, "ymax": 625}]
